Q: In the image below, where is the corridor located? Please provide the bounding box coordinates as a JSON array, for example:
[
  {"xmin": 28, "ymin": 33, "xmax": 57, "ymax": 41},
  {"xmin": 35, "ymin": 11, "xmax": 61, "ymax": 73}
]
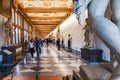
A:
[
  {"xmin": 1, "ymin": 0, "xmax": 120, "ymax": 79},
  {"xmin": 2, "ymin": 44, "xmax": 85, "ymax": 80}
]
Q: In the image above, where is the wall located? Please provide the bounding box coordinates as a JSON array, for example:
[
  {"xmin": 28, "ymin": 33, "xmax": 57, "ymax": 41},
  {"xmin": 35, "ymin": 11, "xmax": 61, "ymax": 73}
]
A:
[
  {"xmin": 52, "ymin": 27, "xmax": 58, "ymax": 41},
  {"xmin": 49, "ymin": 14, "xmax": 111, "ymax": 61},
  {"xmin": 51, "ymin": 14, "xmax": 85, "ymax": 52}
]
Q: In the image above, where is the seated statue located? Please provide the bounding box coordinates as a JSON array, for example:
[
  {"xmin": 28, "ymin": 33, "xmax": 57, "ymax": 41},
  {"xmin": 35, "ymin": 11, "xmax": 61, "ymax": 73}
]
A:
[{"xmin": 73, "ymin": 0, "xmax": 120, "ymax": 79}]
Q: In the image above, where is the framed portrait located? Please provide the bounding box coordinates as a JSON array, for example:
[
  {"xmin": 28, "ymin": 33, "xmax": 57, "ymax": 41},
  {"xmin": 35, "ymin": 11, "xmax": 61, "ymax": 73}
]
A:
[{"xmin": 0, "ymin": 0, "xmax": 12, "ymax": 18}]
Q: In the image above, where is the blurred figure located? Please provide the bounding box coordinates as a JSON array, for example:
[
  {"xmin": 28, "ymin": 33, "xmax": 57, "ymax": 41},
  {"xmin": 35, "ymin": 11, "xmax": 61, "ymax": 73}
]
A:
[
  {"xmin": 35, "ymin": 37, "xmax": 41, "ymax": 60},
  {"xmin": 68, "ymin": 34, "xmax": 72, "ymax": 50},
  {"xmin": 46, "ymin": 38, "xmax": 49, "ymax": 47},
  {"xmin": 24, "ymin": 39, "xmax": 28, "ymax": 50},
  {"xmin": 56, "ymin": 38, "xmax": 60, "ymax": 50},
  {"xmin": 61, "ymin": 36, "xmax": 64, "ymax": 49},
  {"xmin": 29, "ymin": 38, "xmax": 34, "ymax": 58}
]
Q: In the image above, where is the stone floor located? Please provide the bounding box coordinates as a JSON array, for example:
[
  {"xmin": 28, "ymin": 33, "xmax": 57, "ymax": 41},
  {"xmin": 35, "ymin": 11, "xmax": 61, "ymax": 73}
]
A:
[{"xmin": 1, "ymin": 44, "xmax": 86, "ymax": 80}]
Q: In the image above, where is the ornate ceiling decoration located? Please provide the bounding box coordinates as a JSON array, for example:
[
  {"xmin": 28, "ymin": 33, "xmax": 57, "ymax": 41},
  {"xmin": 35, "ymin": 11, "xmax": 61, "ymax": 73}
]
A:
[
  {"xmin": 27, "ymin": 13, "xmax": 67, "ymax": 17},
  {"xmin": 14, "ymin": 0, "xmax": 73, "ymax": 37},
  {"xmin": 17, "ymin": 0, "xmax": 72, "ymax": 8}
]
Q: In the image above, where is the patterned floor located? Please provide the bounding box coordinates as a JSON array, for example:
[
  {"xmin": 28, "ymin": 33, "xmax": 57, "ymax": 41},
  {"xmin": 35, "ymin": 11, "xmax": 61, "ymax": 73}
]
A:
[{"xmin": 3, "ymin": 44, "xmax": 86, "ymax": 79}]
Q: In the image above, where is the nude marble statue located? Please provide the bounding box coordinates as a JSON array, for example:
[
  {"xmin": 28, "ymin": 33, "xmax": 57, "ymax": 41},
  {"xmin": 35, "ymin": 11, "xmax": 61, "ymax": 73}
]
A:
[
  {"xmin": 73, "ymin": 0, "xmax": 120, "ymax": 79},
  {"xmin": 4, "ymin": 18, "xmax": 13, "ymax": 45}
]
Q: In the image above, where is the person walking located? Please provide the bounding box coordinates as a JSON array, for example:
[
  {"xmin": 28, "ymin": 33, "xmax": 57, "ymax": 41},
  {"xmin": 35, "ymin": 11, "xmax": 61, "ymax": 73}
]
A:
[
  {"xmin": 29, "ymin": 38, "xmax": 34, "ymax": 58},
  {"xmin": 35, "ymin": 37, "xmax": 41, "ymax": 60},
  {"xmin": 46, "ymin": 38, "xmax": 49, "ymax": 47},
  {"xmin": 56, "ymin": 38, "xmax": 60, "ymax": 50}
]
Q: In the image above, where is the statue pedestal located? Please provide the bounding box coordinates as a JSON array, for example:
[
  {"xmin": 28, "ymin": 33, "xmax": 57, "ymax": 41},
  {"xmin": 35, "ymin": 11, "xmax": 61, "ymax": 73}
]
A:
[
  {"xmin": 81, "ymin": 48, "xmax": 103, "ymax": 62},
  {"xmin": 1, "ymin": 45, "xmax": 16, "ymax": 66}
]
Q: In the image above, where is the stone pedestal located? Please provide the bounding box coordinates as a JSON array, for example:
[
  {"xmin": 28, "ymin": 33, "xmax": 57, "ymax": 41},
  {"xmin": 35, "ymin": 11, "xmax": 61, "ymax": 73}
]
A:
[
  {"xmin": 81, "ymin": 48, "xmax": 103, "ymax": 62},
  {"xmin": 1, "ymin": 45, "xmax": 16, "ymax": 66}
]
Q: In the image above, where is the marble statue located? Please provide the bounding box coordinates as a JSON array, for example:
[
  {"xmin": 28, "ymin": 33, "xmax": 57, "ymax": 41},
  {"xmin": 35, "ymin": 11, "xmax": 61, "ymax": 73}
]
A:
[
  {"xmin": 83, "ymin": 18, "xmax": 90, "ymax": 47},
  {"xmin": 73, "ymin": 0, "xmax": 120, "ymax": 80},
  {"xmin": 4, "ymin": 18, "xmax": 13, "ymax": 46}
]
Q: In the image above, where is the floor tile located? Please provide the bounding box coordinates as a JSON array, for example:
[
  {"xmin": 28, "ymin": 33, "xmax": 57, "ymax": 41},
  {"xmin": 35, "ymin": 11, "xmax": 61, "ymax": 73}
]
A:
[{"xmin": 2, "ymin": 44, "xmax": 86, "ymax": 78}]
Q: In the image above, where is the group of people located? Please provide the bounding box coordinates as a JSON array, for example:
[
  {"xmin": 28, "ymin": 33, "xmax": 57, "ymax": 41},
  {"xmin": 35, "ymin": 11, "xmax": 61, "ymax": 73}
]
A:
[
  {"xmin": 56, "ymin": 36, "xmax": 71, "ymax": 51},
  {"xmin": 28, "ymin": 37, "xmax": 51, "ymax": 60},
  {"xmin": 29, "ymin": 37, "xmax": 42, "ymax": 60}
]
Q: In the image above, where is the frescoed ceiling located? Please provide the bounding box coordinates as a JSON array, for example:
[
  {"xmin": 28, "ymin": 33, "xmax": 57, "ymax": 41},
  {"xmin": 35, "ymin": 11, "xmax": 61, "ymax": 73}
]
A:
[{"xmin": 14, "ymin": 0, "xmax": 73, "ymax": 37}]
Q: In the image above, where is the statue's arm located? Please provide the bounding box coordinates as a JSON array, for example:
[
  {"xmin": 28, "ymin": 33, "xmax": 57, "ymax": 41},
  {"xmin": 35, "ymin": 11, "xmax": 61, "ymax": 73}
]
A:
[{"xmin": 73, "ymin": 0, "xmax": 93, "ymax": 26}]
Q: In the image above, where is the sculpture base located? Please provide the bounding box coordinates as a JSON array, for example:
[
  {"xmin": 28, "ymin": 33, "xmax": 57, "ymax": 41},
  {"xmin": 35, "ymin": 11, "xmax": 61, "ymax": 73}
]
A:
[{"xmin": 81, "ymin": 48, "xmax": 103, "ymax": 62}]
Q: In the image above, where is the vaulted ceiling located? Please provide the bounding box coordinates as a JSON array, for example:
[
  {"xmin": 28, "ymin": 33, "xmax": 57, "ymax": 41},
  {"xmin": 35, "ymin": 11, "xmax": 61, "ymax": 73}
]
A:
[{"xmin": 14, "ymin": 0, "xmax": 73, "ymax": 37}]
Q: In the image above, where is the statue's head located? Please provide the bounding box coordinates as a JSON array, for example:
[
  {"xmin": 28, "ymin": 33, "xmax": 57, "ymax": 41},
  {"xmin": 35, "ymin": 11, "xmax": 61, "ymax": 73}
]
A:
[{"xmin": 8, "ymin": 17, "xmax": 11, "ymax": 21}]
